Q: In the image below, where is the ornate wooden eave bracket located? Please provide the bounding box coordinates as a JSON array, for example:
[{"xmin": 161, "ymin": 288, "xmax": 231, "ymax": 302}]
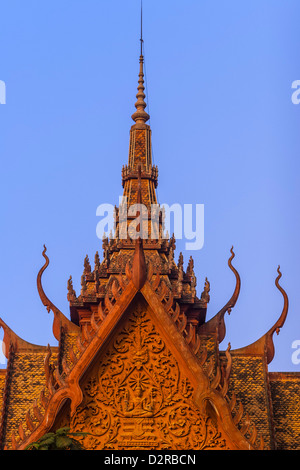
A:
[
  {"xmin": 37, "ymin": 245, "xmax": 80, "ymax": 341},
  {"xmin": 230, "ymin": 266, "xmax": 289, "ymax": 364},
  {"xmin": 198, "ymin": 247, "xmax": 241, "ymax": 343}
]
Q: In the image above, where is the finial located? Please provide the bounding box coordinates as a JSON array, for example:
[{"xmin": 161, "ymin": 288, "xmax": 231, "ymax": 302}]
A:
[
  {"xmin": 200, "ymin": 277, "xmax": 210, "ymax": 303},
  {"xmin": 84, "ymin": 255, "xmax": 91, "ymax": 274},
  {"xmin": 131, "ymin": 0, "xmax": 150, "ymax": 127},
  {"xmin": 140, "ymin": 0, "xmax": 143, "ymax": 56},
  {"xmin": 178, "ymin": 252, "xmax": 184, "ymax": 270},
  {"xmin": 67, "ymin": 275, "xmax": 76, "ymax": 302},
  {"xmin": 187, "ymin": 255, "xmax": 194, "ymax": 273},
  {"xmin": 94, "ymin": 251, "xmax": 100, "ymax": 271},
  {"xmin": 272, "ymin": 265, "xmax": 289, "ymax": 337}
]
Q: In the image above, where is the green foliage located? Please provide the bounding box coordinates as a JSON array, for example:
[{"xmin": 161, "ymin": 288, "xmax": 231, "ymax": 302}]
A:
[{"xmin": 25, "ymin": 427, "xmax": 87, "ymax": 450}]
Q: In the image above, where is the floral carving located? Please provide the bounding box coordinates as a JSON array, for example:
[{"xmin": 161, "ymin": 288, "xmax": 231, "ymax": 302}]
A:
[{"xmin": 71, "ymin": 306, "xmax": 229, "ymax": 449}]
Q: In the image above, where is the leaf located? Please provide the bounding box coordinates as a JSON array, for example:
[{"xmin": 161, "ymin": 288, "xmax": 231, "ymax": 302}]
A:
[
  {"xmin": 56, "ymin": 427, "xmax": 70, "ymax": 435},
  {"xmin": 25, "ymin": 427, "xmax": 89, "ymax": 450},
  {"xmin": 38, "ymin": 432, "xmax": 55, "ymax": 441},
  {"xmin": 69, "ymin": 438, "xmax": 85, "ymax": 450},
  {"xmin": 25, "ymin": 442, "xmax": 39, "ymax": 450},
  {"xmin": 38, "ymin": 435, "xmax": 56, "ymax": 447},
  {"xmin": 55, "ymin": 436, "xmax": 73, "ymax": 449}
]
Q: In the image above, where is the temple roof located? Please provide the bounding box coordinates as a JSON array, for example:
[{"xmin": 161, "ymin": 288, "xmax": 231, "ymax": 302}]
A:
[{"xmin": 0, "ymin": 14, "xmax": 296, "ymax": 451}]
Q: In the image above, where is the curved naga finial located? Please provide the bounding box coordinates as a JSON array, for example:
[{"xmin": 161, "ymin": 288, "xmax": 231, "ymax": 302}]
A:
[
  {"xmin": 264, "ymin": 265, "xmax": 289, "ymax": 363},
  {"xmin": 221, "ymin": 246, "xmax": 241, "ymax": 315},
  {"xmin": 227, "ymin": 265, "xmax": 289, "ymax": 364},
  {"xmin": 37, "ymin": 245, "xmax": 79, "ymax": 340},
  {"xmin": 198, "ymin": 247, "xmax": 241, "ymax": 343},
  {"xmin": 273, "ymin": 266, "xmax": 289, "ymax": 333},
  {"xmin": 37, "ymin": 245, "xmax": 51, "ymax": 313}
]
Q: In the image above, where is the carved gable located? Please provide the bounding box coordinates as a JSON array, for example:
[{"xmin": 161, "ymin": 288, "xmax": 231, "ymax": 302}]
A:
[{"xmin": 70, "ymin": 297, "xmax": 231, "ymax": 450}]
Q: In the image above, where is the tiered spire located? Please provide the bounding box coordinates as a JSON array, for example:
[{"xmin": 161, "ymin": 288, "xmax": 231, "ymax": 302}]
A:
[
  {"xmin": 131, "ymin": 54, "xmax": 150, "ymax": 127},
  {"xmin": 121, "ymin": 8, "xmax": 157, "ymax": 210}
]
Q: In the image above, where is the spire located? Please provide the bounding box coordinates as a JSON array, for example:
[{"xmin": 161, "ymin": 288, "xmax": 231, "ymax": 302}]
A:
[
  {"xmin": 131, "ymin": 1, "xmax": 150, "ymax": 127},
  {"xmin": 121, "ymin": 1, "xmax": 158, "ymax": 213}
]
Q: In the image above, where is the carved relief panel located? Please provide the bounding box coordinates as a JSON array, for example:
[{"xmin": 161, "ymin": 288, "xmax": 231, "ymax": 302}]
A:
[{"xmin": 71, "ymin": 302, "xmax": 230, "ymax": 450}]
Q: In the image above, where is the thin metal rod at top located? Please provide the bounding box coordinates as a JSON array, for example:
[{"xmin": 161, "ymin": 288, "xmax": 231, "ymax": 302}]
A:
[{"xmin": 140, "ymin": 0, "xmax": 143, "ymax": 55}]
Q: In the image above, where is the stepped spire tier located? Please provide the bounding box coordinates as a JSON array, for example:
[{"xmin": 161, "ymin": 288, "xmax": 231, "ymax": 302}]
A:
[{"xmin": 131, "ymin": 54, "xmax": 150, "ymax": 127}]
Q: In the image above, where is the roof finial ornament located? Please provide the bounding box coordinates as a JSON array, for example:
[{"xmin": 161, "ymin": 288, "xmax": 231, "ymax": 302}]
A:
[
  {"xmin": 140, "ymin": 0, "xmax": 143, "ymax": 56},
  {"xmin": 131, "ymin": 0, "xmax": 150, "ymax": 127}
]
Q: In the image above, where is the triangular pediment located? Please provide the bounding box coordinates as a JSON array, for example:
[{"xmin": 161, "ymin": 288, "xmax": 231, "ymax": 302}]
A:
[
  {"xmin": 14, "ymin": 279, "xmax": 263, "ymax": 450},
  {"xmin": 69, "ymin": 294, "xmax": 232, "ymax": 450}
]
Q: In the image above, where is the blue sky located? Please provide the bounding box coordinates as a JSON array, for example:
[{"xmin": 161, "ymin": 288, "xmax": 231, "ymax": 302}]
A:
[{"xmin": 0, "ymin": 0, "xmax": 299, "ymax": 371}]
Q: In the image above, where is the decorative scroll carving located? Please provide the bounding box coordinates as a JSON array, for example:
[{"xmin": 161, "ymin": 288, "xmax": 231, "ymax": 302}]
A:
[{"xmin": 71, "ymin": 307, "xmax": 230, "ymax": 450}]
